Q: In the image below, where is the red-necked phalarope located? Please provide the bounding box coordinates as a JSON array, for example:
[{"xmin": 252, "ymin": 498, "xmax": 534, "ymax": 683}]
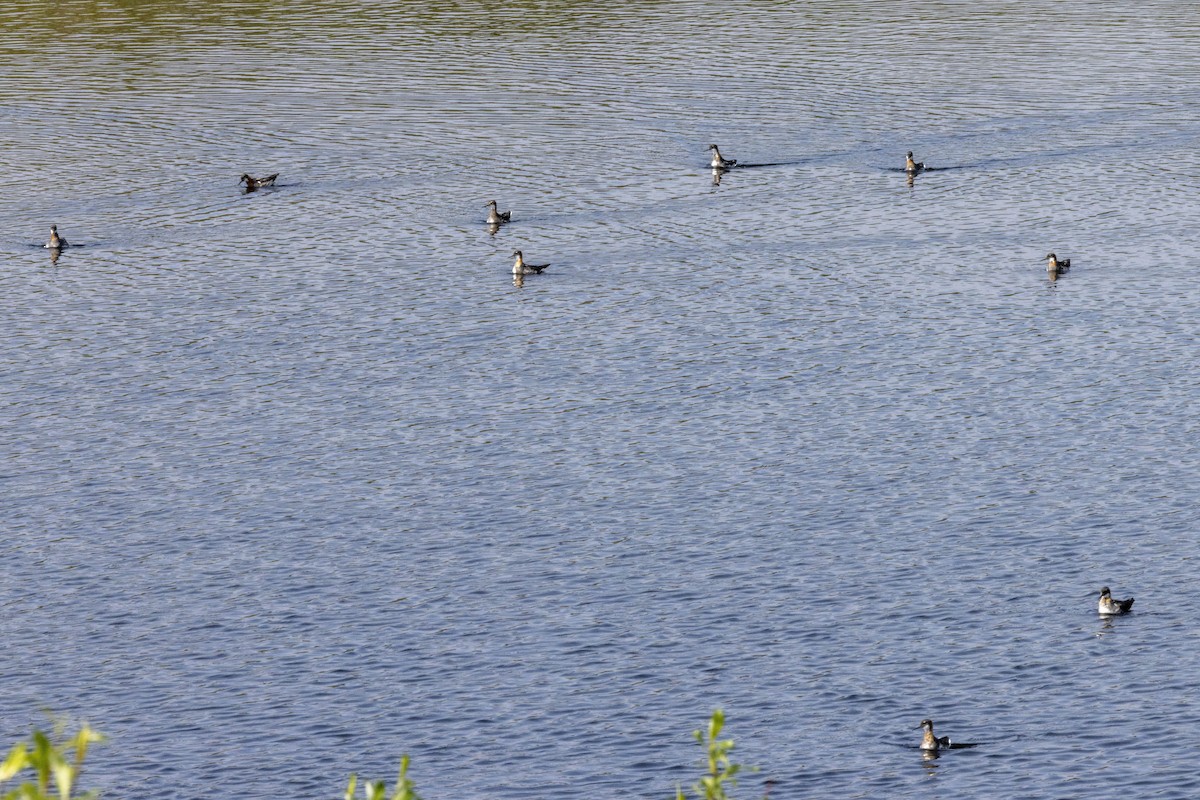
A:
[
  {"xmin": 239, "ymin": 173, "xmax": 278, "ymax": 191},
  {"xmin": 1045, "ymin": 253, "xmax": 1071, "ymax": 275},
  {"xmin": 45, "ymin": 225, "xmax": 68, "ymax": 249},
  {"xmin": 708, "ymin": 144, "xmax": 737, "ymax": 170},
  {"xmin": 905, "ymin": 151, "xmax": 926, "ymax": 173},
  {"xmin": 1098, "ymin": 586, "xmax": 1134, "ymax": 615},
  {"xmin": 512, "ymin": 250, "xmax": 549, "ymax": 275},
  {"xmin": 486, "ymin": 200, "xmax": 511, "ymax": 225},
  {"xmin": 918, "ymin": 719, "xmax": 978, "ymax": 751},
  {"xmin": 918, "ymin": 719, "xmax": 949, "ymax": 751}
]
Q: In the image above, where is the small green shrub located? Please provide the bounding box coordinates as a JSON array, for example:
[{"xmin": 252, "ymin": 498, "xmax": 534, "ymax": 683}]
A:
[
  {"xmin": 344, "ymin": 754, "xmax": 422, "ymax": 800},
  {"xmin": 3, "ymin": 714, "xmax": 757, "ymax": 800},
  {"xmin": 676, "ymin": 709, "xmax": 746, "ymax": 800},
  {"xmin": 0, "ymin": 724, "xmax": 104, "ymax": 800}
]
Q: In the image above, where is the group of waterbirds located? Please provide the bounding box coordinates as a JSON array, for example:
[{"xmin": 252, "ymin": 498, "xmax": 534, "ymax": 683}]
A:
[
  {"xmin": 483, "ymin": 199, "xmax": 551, "ymax": 283},
  {"xmin": 33, "ymin": 157, "xmax": 1126, "ymax": 762},
  {"xmin": 43, "ymin": 154, "xmax": 1072, "ymax": 283},
  {"xmin": 899, "ymin": 150, "xmax": 1072, "ymax": 280},
  {"xmin": 485, "ymin": 200, "xmax": 549, "ymax": 278},
  {"xmin": 918, "ymin": 585, "xmax": 1134, "ymax": 756},
  {"xmin": 730, "ymin": 146, "xmax": 1071, "ymax": 280},
  {"xmin": 41, "ymin": 172, "xmax": 281, "ymax": 258},
  {"xmin": 485, "ymin": 147, "xmax": 1074, "ymax": 284}
]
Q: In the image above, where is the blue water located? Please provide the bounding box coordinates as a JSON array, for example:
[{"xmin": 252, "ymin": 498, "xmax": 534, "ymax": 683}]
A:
[{"xmin": 4, "ymin": 2, "xmax": 1200, "ymax": 798}]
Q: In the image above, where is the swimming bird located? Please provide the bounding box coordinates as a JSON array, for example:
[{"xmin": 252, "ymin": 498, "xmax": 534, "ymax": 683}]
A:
[
  {"xmin": 918, "ymin": 719, "xmax": 977, "ymax": 751},
  {"xmin": 1098, "ymin": 586, "xmax": 1134, "ymax": 615},
  {"xmin": 239, "ymin": 173, "xmax": 278, "ymax": 191},
  {"xmin": 1045, "ymin": 253, "xmax": 1071, "ymax": 275},
  {"xmin": 918, "ymin": 719, "xmax": 950, "ymax": 751},
  {"xmin": 486, "ymin": 200, "xmax": 511, "ymax": 225},
  {"xmin": 905, "ymin": 151, "xmax": 926, "ymax": 173},
  {"xmin": 45, "ymin": 225, "xmax": 68, "ymax": 249},
  {"xmin": 708, "ymin": 144, "xmax": 737, "ymax": 170},
  {"xmin": 512, "ymin": 250, "xmax": 549, "ymax": 275}
]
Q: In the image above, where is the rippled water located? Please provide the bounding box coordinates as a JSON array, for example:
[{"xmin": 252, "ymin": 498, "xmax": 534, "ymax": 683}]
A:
[{"xmin": 5, "ymin": 2, "xmax": 1200, "ymax": 798}]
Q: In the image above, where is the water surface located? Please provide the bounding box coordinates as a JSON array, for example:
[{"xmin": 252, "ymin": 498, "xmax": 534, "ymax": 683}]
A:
[{"xmin": 4, "ymin": 2, "xmax": 1200, "ymax": 798}]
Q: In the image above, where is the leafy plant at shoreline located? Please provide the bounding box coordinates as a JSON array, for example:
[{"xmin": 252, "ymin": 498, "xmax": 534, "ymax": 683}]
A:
[
  {"xmin": 0, "ymin": 724, "xmax": 104, "ymax": 800},
  {"xmin": 344, "ymin": 754, "xmax": 422, "ymax": 800},
  {"xmin": 676, "ymin": 709, "xmax": 748, "ymax": 800},
  {"xmin": 2, "ymin": 714, "xmax": 750, "ymax": 800}
]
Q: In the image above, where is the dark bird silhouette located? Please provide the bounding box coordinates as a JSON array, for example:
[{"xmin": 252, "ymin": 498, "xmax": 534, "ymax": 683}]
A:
[
  {"xmin": 45, "ymin": 225, "xmax": 68, "ymax": 249},
  {"xmin": 512, "ymin": 250, "xmax": 549, "ymax": 275},
  {"xmin": 486, "ymin": 200, "xmax": 511, "ymax": 225},
  {"xmin": 239, "ymin": 173, "xmax": 279, "ymax": 191},
  {"xmin": 708, "ymin": 144, "xmax": 737, "ymax": 170}
]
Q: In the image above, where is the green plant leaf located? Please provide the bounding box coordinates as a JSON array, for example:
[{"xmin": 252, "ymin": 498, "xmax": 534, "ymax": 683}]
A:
[
  {"xmin": 69, "ymin": 728, "xmax": 103, "ymax": 769},
  {"xmin": 30, "ymin": 732, "xmax": 55, "ymax": 795},
  {"xmin": 708, "ymin": 710, "xmax": 724, "ymax": 739},
  {"xmin": 0, "ymin": 743, "xmax": 29, "ymax": 781},
  {"xmin": 51, "ymin": 759, "xmax": 73, "ymax": 800}
]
